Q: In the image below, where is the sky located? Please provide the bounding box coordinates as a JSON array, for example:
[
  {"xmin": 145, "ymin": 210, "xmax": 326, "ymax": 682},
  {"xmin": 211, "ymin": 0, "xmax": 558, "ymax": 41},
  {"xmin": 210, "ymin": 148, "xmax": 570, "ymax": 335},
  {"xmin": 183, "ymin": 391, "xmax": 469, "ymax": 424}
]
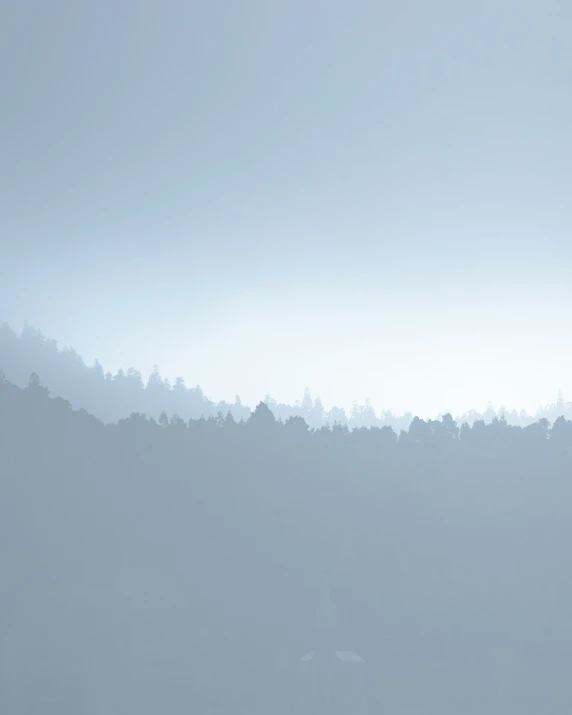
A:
[{"xmin": 1, "ymin": 0, "xmax": 571, "ymax": 418}]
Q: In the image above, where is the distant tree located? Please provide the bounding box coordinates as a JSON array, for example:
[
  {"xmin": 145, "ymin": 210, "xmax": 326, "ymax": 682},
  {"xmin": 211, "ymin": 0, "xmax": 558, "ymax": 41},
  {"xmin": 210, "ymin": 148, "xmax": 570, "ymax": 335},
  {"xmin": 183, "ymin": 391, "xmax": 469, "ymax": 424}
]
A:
[
  {"xmin": 126, "ymin": 367, "xmax": 144, "ymax": 389},
  {"xmin": 331, "ymin": 421, "xmax": 349, "ymax": 438},
  {"xmin": 170, "ymin": 413, "xmax": 185, "ymax": 428},
  {"xmin": 351, "ymin": 399, "xmax": 377, "ymax": 428},
  {"xmin": 147, "ymin": 365, "xmax": 164, "ymax": 393},
  {"xmin": 440, "ymin": 413, "xmax": 459, "ymax": 440},
  {"xmin": 302, "ymin": 388, "xmax": 313, "ymax": 412},
  {"xmin": 249, "ymin": 401, "xmax": 277, "ymax": 428},
  {"xmin": 284, "ymin": 415, "xmax": 309, "ymax": 435},
  {"xmin": 550, "ymin": 416, "xmax": 572, "ymax": 446},
  {"xmin": 327, "ymin": 405, "xmax": 347, "ymax": 426},
  {"xmin": 524, "ymin": 417, "xmax": 550, "ymax": 442},
  {"xmin": 483, "ymin": 401, "xmax": 496, "ymax": 423},
  {"xmin": 313, "ymin": 397, "xmax": 325, "ymax": 427},
  {"xmin": 173, "ymin": 376, "xmax": 186, "ymax": 392},
  {"xmin": 264, "ymin": 394, "xmax": 278, "ymax": 409},
  {"xmin": 91, "ymin": 359, "xmax": 105, "ymax": 380},
  {"xmin": 26, "ymin": 372, "xmax": 49, "ymax": 397},
  {"xmin": 407, "ymin": 416, "xmax": 432, "ymax": 443},
  {"xmin": 459, "ymin": 422, "xmax": 471, "ymax": 441}
]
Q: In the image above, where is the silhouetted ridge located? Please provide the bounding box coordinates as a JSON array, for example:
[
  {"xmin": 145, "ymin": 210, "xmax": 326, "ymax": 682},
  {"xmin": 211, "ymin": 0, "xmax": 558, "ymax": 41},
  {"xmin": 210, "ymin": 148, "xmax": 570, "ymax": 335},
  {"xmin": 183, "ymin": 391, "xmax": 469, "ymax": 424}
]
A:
[
  {"xmin": 2, "ymin": 322, "xmax": 572, "ymax": 430},
  {"xmin": 2, "ymin": 372, "xmax": 572, "ymax": 713}
]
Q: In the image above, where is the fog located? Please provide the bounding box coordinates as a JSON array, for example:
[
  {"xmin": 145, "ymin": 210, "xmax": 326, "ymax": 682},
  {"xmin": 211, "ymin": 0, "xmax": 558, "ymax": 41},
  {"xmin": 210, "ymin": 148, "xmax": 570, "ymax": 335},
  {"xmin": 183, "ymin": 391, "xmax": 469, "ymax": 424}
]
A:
[
  {"xmin": 2, "ymin": 0, "xmax": 572, "ymax": 712},
  {"xmin": 2, "ymin": 0, "xmax": 572, "ymax": 417}
]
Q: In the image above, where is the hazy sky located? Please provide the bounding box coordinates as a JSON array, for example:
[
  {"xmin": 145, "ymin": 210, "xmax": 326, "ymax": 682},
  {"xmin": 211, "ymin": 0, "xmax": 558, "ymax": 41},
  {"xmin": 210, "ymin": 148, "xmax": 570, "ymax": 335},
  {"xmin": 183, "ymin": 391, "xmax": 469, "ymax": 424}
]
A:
[{"xmin": 2, "ymin": 0, "xmax": 571, "ymax": 417}]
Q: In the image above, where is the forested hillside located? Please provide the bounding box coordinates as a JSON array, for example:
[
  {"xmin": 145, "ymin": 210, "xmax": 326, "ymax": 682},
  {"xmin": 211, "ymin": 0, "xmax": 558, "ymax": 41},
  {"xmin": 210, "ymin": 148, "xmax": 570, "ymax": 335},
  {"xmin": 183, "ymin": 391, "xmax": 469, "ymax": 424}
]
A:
[
  {"xmin": 2, "ymin": 372, "xmax": 572, "ymax": 713},
  {"xmin": 0, "ymin": 322, "xmax": 250, "ymax": 424},
  {"xmin": 2, "ymin": 322, "xmax": 571, "ymax": 430}
]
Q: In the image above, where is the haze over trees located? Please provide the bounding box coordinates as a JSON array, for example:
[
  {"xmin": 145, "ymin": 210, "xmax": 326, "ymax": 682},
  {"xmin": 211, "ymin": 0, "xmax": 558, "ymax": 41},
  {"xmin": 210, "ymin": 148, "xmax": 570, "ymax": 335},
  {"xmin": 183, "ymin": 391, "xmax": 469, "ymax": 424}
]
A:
[
  {"xmin": 2, "ymin": 358, "xmax": 572, "ymax": 713},
  {"xmin": 2, "ymin": 322, "xmax": 570, "ymax": 431},
  {"xmin": 3, "ymin": 0, "xmax": 572, "ymax": 710}
]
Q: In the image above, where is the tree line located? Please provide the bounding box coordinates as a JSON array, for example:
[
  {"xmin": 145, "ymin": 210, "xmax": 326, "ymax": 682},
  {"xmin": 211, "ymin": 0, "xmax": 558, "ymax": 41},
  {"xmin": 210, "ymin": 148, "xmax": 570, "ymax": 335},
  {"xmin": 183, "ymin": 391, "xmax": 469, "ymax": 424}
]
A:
[
  {"xmin": 3, "ymin": 321, "xmax": 571, "ymax": 430},
  {"xmin": 2, "ymin": 369, "xmax": 572, "ymax": 713}
]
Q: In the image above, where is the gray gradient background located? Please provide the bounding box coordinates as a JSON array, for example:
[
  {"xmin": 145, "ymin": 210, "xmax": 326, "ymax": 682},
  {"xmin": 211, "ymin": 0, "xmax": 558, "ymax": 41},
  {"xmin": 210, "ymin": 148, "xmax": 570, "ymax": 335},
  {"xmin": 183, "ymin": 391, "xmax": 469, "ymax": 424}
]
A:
[{"xmin": 1, "ymin": 0, "xmax": 571, "ymax": 417}]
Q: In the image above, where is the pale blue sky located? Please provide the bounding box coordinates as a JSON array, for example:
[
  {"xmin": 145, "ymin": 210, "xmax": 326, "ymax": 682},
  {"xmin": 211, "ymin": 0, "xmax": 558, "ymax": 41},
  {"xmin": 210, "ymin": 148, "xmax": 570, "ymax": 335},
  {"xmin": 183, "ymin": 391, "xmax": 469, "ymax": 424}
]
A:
[{"xmin": 1, "ymin": 0, "xmax": 571, "ymax": 416}]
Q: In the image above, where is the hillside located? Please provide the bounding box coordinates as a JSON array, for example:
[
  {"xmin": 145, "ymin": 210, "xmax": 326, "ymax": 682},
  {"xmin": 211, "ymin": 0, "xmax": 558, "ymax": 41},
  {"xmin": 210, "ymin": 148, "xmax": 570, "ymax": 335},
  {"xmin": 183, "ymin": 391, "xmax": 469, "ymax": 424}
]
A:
[
  {"xmin": 2, "ymin": 322, "xmax": 571, "ymax": 430},
  {"xmin": 2, "ymin": 373, "xmax": 572, "ymax": 712}
]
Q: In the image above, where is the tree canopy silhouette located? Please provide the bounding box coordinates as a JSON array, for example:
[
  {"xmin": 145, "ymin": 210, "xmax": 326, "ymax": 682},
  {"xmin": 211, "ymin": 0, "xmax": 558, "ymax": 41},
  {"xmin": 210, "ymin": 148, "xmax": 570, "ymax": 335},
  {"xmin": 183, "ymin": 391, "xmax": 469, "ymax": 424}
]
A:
[{"xmin": 2, "ymin": 370, "xmax": 572, "ymax": 713}]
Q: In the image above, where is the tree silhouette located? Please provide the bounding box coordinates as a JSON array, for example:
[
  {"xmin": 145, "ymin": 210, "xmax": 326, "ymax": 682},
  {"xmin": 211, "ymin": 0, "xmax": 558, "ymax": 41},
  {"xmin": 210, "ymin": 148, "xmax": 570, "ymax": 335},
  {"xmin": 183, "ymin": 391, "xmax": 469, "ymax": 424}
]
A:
[
  {"xmin": 0, "ymin": 372, "xmax": 572, "ymax": 713},
  {"xmin": 249, "ymin": 401, "xmax": 277, "ymax": 428}
]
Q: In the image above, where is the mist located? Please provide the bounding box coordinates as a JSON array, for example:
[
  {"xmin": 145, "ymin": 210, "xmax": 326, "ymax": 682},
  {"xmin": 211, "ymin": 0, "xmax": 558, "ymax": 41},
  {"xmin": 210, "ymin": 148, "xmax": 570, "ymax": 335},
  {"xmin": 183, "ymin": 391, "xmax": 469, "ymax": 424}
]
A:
[{"xmin": 2, "ymin": 0, "xmax": 572, "ymax": 712}]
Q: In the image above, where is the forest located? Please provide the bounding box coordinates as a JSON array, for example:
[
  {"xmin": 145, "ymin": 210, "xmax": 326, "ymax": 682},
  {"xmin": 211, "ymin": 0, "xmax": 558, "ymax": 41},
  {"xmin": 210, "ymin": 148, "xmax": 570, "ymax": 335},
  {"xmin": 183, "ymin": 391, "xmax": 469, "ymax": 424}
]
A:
[
  {"xmin": 2, "ymin": 322, "xmax": 571, "ymax": 430},
  {"xmin": 2, "ymin": 357, "xmax": 572, "ymax": 713},
  {"xmin": 4, "ymin": 0, "xmax": 571, "ymax": 710}
]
